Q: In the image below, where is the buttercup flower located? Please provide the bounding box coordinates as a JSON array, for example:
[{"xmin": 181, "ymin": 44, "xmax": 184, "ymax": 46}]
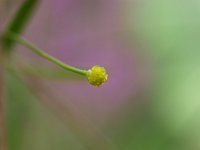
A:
[
  {"xmin": 87, "ymin": 65, "xmax": 108, "ymax": 86},
  {"xmin": 7, "ymin": 32, "xmax": 108, "ymax": 87}
]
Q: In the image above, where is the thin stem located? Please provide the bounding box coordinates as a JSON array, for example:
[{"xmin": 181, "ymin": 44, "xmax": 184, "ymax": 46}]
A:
[
  {"xmin": 6, "ymin": 32, "xmax": 88, "ymax": 76},
  {"xmin": 3, "ymin": 0, "xmax": 39, "ymax": 53},
  {"xmin": 0, "ymin": 41, "xmax": 7, "ymax": 150}
]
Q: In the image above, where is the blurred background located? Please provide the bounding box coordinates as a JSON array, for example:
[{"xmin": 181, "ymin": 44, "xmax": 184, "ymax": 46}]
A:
[{"xmin": 1, "ymin": 0, "xmax": 200, "ymax": 150}]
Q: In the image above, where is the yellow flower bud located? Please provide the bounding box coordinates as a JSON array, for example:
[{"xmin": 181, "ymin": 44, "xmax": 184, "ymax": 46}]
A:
[{"xmin": 87, "ymin": 65, "xmax": 108, "ymax": 86}]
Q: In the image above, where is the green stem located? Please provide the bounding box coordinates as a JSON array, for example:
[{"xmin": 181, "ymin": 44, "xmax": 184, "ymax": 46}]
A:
[
  {"xmin": 3, "ymin": 0, "xmax": 39, "ymax": 53},
  {"xmin": 6, "ymin": 32, "xmax": 88, "ymax": 76},
  {"xmin": 0, "ymin": 41, "xmax": 7, "ymax": 150}
]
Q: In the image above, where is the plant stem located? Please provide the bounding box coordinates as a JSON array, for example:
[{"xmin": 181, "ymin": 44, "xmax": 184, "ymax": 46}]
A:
[
  {"xmin": 0, "ymin": 40, "xmax": 7, "ymax": 150},
  {"xmin": 6, "ymin": 32, "xmax": 88, "ymax": 76},
  {"xmin": 3, "ymin": 0, "xmax": 39, "ymax": 52}
]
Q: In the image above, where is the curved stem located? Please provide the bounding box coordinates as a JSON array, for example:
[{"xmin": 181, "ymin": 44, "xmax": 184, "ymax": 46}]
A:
[{"xmin": 6, "ymin": 32, "xmax": 87, "ymax": 76}]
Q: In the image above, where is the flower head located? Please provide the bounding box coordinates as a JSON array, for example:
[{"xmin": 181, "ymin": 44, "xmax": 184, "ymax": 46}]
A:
[{"xmin": 87, "ymin": 65, "xmax": 108, "ymax": 86}]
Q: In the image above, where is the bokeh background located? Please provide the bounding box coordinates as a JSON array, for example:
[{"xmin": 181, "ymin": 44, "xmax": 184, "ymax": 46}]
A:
[{"xmin": 1, "ymin": 0, "xmax": 200, "ymax": 150}]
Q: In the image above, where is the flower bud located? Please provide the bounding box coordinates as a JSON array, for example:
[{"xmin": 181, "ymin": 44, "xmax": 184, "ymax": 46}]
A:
[{"xmin": 87, "ymin": 65, "xmax": 108, "ymax": 86}]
